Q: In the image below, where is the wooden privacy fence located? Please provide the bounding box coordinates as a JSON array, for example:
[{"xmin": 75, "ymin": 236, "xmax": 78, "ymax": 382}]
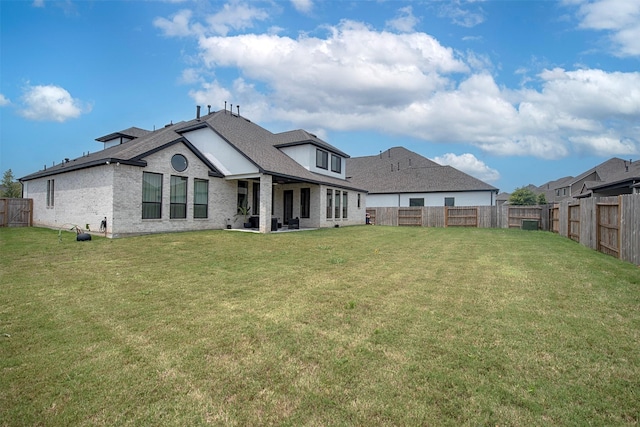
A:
[
  {"xmin": 553, "ymin": 194, "xmax": 640, "ymax": 265},
  {"xmin": 0, "ymin": 198, "xmax": 33, "ymax": 227},
  {"xmin": 366, "ymin": 193, "xmax": 640, "ymax": 265},
  {"xmin": 366, "ymin": 206, "xmax": 496, "ymax": 228}
]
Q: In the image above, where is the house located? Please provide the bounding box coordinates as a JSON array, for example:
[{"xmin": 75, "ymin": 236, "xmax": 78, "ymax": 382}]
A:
[
  {"xmin": 19, "ymin": 107, "xmax": 367, "ymax": 237},
  {"xmin": 535, "ymin": 157, "xmax": 640, "ymax": 201},
  {"xmin": 346, "ymin": 147, "xmax": 499, "ymax": 207}
]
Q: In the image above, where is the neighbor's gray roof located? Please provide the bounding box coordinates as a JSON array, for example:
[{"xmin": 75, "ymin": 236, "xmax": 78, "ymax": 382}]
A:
[
  {"xmin": 20, "ymin": 110, "xmax": 365, "ymax": 192},
  {"xmin": 347, "ymin": 147, "xmax": 498, "ymax": 193}
]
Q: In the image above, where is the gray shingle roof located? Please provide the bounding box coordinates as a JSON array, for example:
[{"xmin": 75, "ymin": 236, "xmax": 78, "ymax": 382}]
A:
[
  {"xmin": 20, "ymin": 110, "xmax": 365, "ymax": 192},
  {"xmin": 196, "ymin": 111, "xmax": 361, "ymax": 190},
  {"xmin": 347, "ymin": 147, "xmax": 498, "ymax": 193},
  {"xmin": 95, "ymin": 126, "xmax": 151, "ymax": 142},
  {"xmin": 20, "ymin": 123, "xmax": 191, "ymax": 181}
]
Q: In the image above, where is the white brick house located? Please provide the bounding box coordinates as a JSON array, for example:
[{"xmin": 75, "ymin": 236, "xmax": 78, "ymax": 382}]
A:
[{"xmin": 20, "ymin": 108, "xmax": 367, "ymax": 237}]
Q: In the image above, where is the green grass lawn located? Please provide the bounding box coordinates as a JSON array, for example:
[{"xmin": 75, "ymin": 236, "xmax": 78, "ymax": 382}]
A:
[{"xmin": 1, "ymin": 226, "xmax": 639, "ymax": 426}]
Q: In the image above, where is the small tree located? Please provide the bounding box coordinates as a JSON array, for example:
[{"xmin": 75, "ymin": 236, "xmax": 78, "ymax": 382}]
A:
[
  {"xmin": 1, "ymin": 169, "xmax": 22, "ymax": 198},
  {"xmin": 537, "ymin": 193, "xmax": 547, "ymax": 205},
  {"xmin": 509, "ymin": 186, "xmax": 538, "ymax": 205}
]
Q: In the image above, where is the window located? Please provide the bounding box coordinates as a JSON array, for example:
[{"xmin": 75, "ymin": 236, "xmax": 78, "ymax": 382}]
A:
[
  {"xmin": 331, "ymin": 154, "xmax": 341, "ymax": 173},
  {"xmin": 316, "ymin": 149, "xmax": 328, "ymax": 169},
  {"xmin": 326, "ymin": 189, "xmax": 333, "ymax": 219},
  {"xmin": 46, "ymin": 179, "xmax": 55, "ymax": 207},
  {"xmin": 357, "ymin": 193, "xmax": 361, "ymax": 208},
  {"xmin": 252, "ymin": 183, "xmax": 260, "ymax": 216},
  {"xmin": 409, "ymin": 198, "xmax": 424, "ymax": 207},
  {"xmin": 170, "ymin": 176, "xmax": 187, "ymax": 219},
  {"xmin": 300, "ymin": 188, "xmax": 310, "ymax": 218},
  {"xmin": 237, "ymin": 181, "xmax": 248, "ymax": 213},
  {"xmin": 335, "ymin": 190, "xmax": 341, "ymax": 219},
  {"xmin": 444, "ymin": 197, "xmax": 455, "ymax": 207},
  {"xmin": 171, "ymin": 154, "xmax": 188, "ymax": 172},
  {"xmin": 142, "ymin": 172, "xmax": 162, "ymax": 219},
  {"xmin": 342, "ymin": 192, "xmax": 348, "ymax": 218},
  {"xmin": 194, "ymin": 179, "xmax": 208, "ymax": 219}
]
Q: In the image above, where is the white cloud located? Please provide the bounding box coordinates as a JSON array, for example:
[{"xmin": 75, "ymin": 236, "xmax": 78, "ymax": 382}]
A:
[
  {"xmin": 19, "ymin": 84, "xmax": 90, "ymax": 122},
  {"xmin": 386, "ymin": 6, "xmax": 419, "ymax": 33},
  {"xmin": 290, "ymin": 0, "xmax": 313, "ymax": 14},
  {"xmin": 154, "ymin": 9, "xmax": 195, "ymax": 37},
  {"xmin": 0, "ymin": 94, "xmax": 10, "ymax": 106},
  {"xmin": 158, "ymin": 7, "xmax": 640, "ymax": 160},
  {"xmin": 197, "ymin": 20, "xmax": 467, "ymax": 111},
  {"xmin": 572, "ymin": 0, "xmax": 640, "ymax": 56},
  {"xmin": 204, "ymin": 1, "xmax": 269, "ymax": 36},
  {"xmin": 438, "ymin": 2, "xmax": 485, "ymax": 28},
  {"xmin": 155, "ymin": 2, "xmax": 269, "ymax": 37},
  {"xmin": 433, "ymin": 153, "xmax": 500, "ymax": 182}
]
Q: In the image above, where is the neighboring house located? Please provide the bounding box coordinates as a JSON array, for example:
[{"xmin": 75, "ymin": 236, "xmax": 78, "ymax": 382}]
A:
[
  {"xmin": 347, "ymin": 147, "xmax": 498, "ymax": 207},
  {"xmin": 20, "ymin": 108, "xmax": 367, "ymax": 237},
  {"xmin": 535, "ymin": 157, "xmax": 640, "ymax": 201}
]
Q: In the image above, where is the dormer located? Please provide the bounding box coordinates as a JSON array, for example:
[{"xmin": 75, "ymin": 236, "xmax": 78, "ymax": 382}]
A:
[
  {"xmin": 274, "ymin": 130, "xmax": 349, "ymax": 180},
  {"xmin": 96, "ymin": 127, "xmax": 151, "ymax": 150}
]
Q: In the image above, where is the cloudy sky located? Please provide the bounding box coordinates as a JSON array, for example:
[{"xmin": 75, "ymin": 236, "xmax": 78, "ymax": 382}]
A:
[{"xmin": 1, "ymin": 0, "xmax": 639, "ymax": 192}]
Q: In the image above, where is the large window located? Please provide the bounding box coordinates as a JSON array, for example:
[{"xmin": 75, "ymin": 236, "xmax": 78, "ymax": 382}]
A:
[
  {"xmin": 331, "ymin": 154, "xmax": 341, "ymax": 173},
  {"xmin": 342, "ymin": 192, "xmax": 348, "ymax": 218},
  {"xmin": 316, "ymin": 149, "xmax": 328, "ymax": 169},
  {"xmin": 46, "ymin": 179, "xmax": 55, "ymax": 207},
  {"xmin": 142, "ymin": 172, "xmax": 162, "ymax": 219},
  {"xmin": 193, "ymin": 179, "xmax": 208, "ymax": 219},
  {"xmin": 357, "ymin": 193, "xmax": 361, "ymax": 208},
  {"xmin": 444, "ymin": 197, "xmax": 455, "ymax": 207},
  {"xmin": 335, "ymin": 190, "xmax": 341, "ymax": 219},
  {"xmin": 300, "ymin": 188, "xmax": 310, "ymax": 218},
  {"xmin": 326, "ymin": 189, "xmax": 333, "ymax": 219},
  {"xmin": 170, "ymin": 176, "xmax": 187, "ymax": 219},
  {"xmin": 409, "ymin": 198, "xmax": 424, "ymax": 207}
]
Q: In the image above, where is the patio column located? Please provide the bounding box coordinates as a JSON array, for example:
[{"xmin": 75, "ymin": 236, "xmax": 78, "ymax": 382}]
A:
[{"xmin": 258, "ymin": 174, "xmax": 273, "ymax": 233}]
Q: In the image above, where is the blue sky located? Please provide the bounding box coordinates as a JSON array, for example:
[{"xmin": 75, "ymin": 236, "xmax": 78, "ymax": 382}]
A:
[{"xmin": 1, "ymin": 0, "xmax": 639, "ymax": 192}]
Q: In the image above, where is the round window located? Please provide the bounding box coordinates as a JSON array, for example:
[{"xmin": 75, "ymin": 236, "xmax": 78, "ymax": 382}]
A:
[{"xmin": 171, "ymin": 154, "xmax": 188, "ymax": 172}]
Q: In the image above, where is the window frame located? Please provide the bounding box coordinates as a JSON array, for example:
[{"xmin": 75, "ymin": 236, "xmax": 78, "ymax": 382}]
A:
[
  {"xmin": 409, "ymin": 198, "xmax": 425, "ymax": 207},
  {"xmin": 170, "ymin": 175, "xmax": 188, "ymax": 219},
  {"xmin": 335, "ymin": 190, "xmax": 341, "ymax": 219},
  {"xmin": 300, "ymin": 188, "xmax": 310, "ymax": 219},
  {"xmin": 46, "ymin": 179, "xmax": 55, "ymax": 207},
  {"xmin": 342, "ymin": 191, "xmax": 348, "ymax": 219},
  {"xmin": 316, "ymin": 149, "xmax": 328, "ymax": 170},
  {"xmin": 142, "ymin": 172, "xmax": 163, "ymax": 219},
  {"xmin": 331, "ymin": 154, "xmax": 342, "ymax": 173},
  {"xmin": 444, "ymin": 197, "xmax": 455, "ymax": 207},
  {"xmin": 193, "ymin": 178, "xmax": 208, "ymax": 219},
  {"xmin": 171, "ymin": 154, "xmax": 188, "ymax": 172},
  {"xmin": 326, "ymin": 189, "xmax": 333, "ymax": 219}
]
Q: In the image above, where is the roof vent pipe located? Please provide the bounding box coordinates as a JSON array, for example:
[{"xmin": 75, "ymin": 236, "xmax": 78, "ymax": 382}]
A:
[
  {"xmin": 196, "ymin": 105, "xmax": 201, "ymax": 119},
  {"xmin": 237, "ymin": 105, "xmax": 240, "ymax": 116},
  {"xmin": 224, "ymin": 101, "xmax": 227, "ymax": 113},
  {"xmin": 207, "ymin": 105, "xmax": 211, "ymax": 114},
  {"xmin": 230, "ymin": 104, "xmax": 233, "ymax": 116}
]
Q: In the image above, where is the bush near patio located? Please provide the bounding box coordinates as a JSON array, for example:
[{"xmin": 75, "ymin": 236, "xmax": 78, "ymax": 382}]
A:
[{"xmin": 1, "ymin": 226, "xmax": 639, "ymax": 426}]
